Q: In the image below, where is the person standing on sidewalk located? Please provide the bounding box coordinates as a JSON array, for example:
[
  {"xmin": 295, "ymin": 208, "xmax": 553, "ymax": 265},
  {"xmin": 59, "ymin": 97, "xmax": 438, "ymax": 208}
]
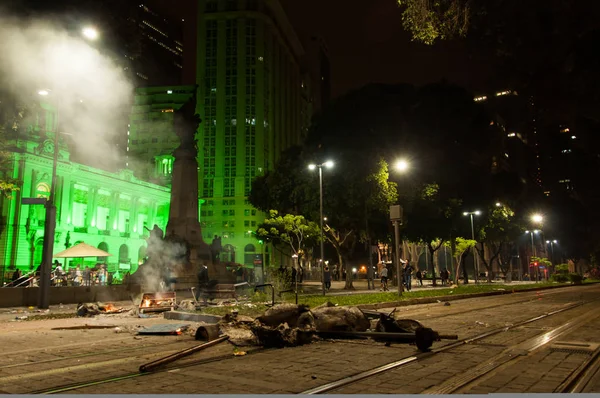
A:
[
  {"xmin": 380, "ymin": 266, "xmax": 389, "ymax": 291},
  {"xmin": 323, "ymin": 266, "xmax": 332, "ymax": 290},
  {"xmin": 416, "ymin": 269, "xmax": 423, "ymax": 286},
  {"xmin": 403, "ymin": 261, "xmax": 414, "ymax": 291}
]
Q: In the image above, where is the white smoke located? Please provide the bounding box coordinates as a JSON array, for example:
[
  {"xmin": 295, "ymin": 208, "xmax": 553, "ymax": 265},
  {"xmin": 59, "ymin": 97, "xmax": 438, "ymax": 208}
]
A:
[{"xmin": 0, "ymin": 14, "xmax": 133, "ymax": 170}]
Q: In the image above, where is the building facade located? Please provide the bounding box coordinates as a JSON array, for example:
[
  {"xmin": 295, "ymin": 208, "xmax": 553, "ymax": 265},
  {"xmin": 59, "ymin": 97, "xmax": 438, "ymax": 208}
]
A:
[
  {"xmin": 127, "ymin": 0, "xmax": 316, "ymax": 269},
  {"xmin": 0, "ymin": 101, "xmax": 171, "ymax": 280},
  {"xmin": 127, "ymin": 85, "xmax": 196, "ymax": 183},
  {"xmin": 194, "ymin": 0, "xmax": 306, "ymax": 267}
]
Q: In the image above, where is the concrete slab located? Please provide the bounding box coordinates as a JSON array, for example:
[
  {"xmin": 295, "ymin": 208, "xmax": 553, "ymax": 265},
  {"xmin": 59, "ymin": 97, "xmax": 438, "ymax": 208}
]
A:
[{"xmin": 163, "ymin": 310, "xmax": 221, "ymax": 323}]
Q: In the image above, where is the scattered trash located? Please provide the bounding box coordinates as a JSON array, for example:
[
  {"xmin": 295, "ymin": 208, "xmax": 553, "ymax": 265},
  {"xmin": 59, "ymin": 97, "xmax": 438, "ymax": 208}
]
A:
[
  {"xmin": 139, "ymin": 336, "xmax": 229, "ymax": 372},
  {"xmin": 437, "ymin": 300, "xmax": 442, "ymax": 303},
  {"xmin": 52, "ymin": 325, "xmax": 118, "ymax": 330},
  {"xmin": 77, "ymin": 303, "xmax": 129, "ymax": 317},
  {"xmin": 475, "ymin": 321, "xmax": 489, "ymax": 327},
  {"xmin": 134, "ymin": 336, "xmax": 143, "ymax": 340},
  {"xmin": 138, "ymin": 314, "xmax": 151, "ymax": 319},
  {"xmin": 114, "ymin": 327, "xmax": 123, "ymax": 333},
  {"xmin": 15, "ymin": 316, "xmax": 28, "ymax": 320},
  {"xmin": 311, "ymin": 375, "xmax": 317, "ymax": 380},
  {"xmin": 28, "ymin": 306, "xmax": 34, "ymax": 311},
  {"xmin": 233, "ymin": 350, "xmax": 247, "ymax": 356},
  {"xmin": 177, "ymin": 300, "xmax": 197, "ymax": 312},
  {"xmin": 444, "ymin": 302, "xmax": 451, "ymax": 306},
  {"xmin": 138, "ymin": 323, "xmax": 190, "ymax": 336}
]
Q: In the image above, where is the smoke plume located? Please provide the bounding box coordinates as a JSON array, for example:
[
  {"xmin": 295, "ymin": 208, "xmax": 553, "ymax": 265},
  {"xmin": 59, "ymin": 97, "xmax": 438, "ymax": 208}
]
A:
[{"xmin": 0, "ymin": 14, "xmax": 133, "ymax": 170}]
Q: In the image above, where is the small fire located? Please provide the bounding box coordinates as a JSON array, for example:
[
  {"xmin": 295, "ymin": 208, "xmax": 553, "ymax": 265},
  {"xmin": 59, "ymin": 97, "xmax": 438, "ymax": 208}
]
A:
[{"xmin": 143, "ymin": 299, "xmax": 151, "ymax": 307}]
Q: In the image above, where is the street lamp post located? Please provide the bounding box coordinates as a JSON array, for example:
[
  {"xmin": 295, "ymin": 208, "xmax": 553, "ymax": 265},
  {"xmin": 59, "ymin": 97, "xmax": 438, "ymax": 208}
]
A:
[
  {"xmin": 292, "ymin": 254, "xmax": 299, "ymax": 304},
  {"xmin": 546, "ymin": 239, "xmax": 557, "ymax": 271},
  {"xmin": 525, "ymin": 230, "xmax": 539, "ymax": 282},
  {"xmin": 309, "ymin": 160, "xmax": 333, "ymax": 296},
  {"xmin": 463, "ymin": 210, "xmax": 481, "ymax": 284},
  {"xmin": 36, "ymin": 27, "xmax": 99, "ymax": 309},
  {"xmin": 37, "ymin": 90, "xmax": 60, "ymax": 309}
]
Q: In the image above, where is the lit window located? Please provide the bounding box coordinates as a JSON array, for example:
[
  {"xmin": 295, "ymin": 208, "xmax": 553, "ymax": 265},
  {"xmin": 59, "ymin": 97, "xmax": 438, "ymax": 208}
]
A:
[
  {"xmin": 474, "ymin": 96, "xmax": 487, "ymax": 102},
  {"xmin": 507, "ymin": 133, "xmax": 516, "ymax": 137},
  {"xmin": 571, "ymin": 135, "xmax": 576, "ymax": 139},
  {"xmin": 167, "ymin": 90, "xmax": 173, "ymax": 94}
]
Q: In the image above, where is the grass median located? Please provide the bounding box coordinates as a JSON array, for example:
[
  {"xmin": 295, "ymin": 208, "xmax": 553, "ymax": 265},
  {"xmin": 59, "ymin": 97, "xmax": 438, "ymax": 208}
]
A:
[{"xmin": 199, "ymin": 280, "xmax": 580, "ymax": 317}]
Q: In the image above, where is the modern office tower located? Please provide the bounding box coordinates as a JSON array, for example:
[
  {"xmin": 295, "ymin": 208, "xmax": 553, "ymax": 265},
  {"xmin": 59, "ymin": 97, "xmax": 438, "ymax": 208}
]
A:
[{"xmin": 192, "ymin": 0, "xmax": 307, "ymax": 269}]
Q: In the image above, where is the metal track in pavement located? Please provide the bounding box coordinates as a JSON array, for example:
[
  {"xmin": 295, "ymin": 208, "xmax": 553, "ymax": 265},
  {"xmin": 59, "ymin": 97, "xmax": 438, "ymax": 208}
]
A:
[
  {"xmin": 31, "ymin": 347, "xmax": 267, "ymax": 394},
  {"xmin": 300, "ymin": 300, "xmax": 593, "ymax": 394}
]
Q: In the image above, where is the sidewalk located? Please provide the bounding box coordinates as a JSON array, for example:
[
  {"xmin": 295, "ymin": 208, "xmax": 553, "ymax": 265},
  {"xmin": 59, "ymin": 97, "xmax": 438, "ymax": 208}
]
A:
[{"xmin": 297, "ymin": 279, "xmax": 538, "ymax": 296}]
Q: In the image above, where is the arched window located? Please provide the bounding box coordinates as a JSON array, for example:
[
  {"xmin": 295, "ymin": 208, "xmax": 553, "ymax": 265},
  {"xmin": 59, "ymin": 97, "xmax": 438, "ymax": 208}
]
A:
[
  {"xmin": 97, "ymin": 242, "xmax": 109, "ymax": 263},
  {"xmin": 244, "ymin": 244, "xmax": 256, "ymax": 266},
  {"xmin": 223, "ymin": 244, "xmax": 235, "ymax": 263},
  {"xmin": 138, "ymin": 246, "xmax": 147, "ymax": 265},
  {"xmin": 119, "ymin": 244, "xmax": 129, "ymax": 264}
]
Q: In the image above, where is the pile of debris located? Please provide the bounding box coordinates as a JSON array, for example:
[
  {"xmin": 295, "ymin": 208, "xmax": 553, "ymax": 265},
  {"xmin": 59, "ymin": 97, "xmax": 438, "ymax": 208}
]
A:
[
  {"xmin": 76, "ymin": 302, "xmax": 129, "ymax": 317},
  {"xmin": 212, "ymin": 303, "xmax": 457, "ymax": 351}
]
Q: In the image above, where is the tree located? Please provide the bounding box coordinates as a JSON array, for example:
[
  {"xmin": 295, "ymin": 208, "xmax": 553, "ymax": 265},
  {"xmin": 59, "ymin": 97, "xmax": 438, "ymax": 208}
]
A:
[
  {"xmin": 448, "ymin": 237, "xmax": 476, "ymax": 285},
  {"xmin": 402, "ymin": 183, "xmax": 461, "ymax": 285},
  {"xmin": 476, "ymin": 204, "xmax": 523, "ymax": 282},
  {"xmin": 255, "ymin": 211, "xmax": 321, "ymax": 269}
]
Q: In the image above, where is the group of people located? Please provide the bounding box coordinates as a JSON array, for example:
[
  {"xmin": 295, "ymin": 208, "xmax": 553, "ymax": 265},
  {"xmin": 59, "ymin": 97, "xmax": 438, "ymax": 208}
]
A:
[
  {"xmin": 380, "ymin": 261, "xmax": 452, "ymax": 291},
  {"xmin": 51, "ymin": 261, "xmax": 111, "ymax": 287}
]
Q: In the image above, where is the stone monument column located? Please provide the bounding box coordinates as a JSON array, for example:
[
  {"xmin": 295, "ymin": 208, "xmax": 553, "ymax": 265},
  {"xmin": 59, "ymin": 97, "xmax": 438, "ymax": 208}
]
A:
[{"xmin": 165, "ymin": 90, "xmax": 213, "ymax": 277}]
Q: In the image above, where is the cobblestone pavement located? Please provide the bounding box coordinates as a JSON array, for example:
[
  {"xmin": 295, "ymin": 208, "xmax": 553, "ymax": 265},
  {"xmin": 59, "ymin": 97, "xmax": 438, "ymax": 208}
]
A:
[{"xmin": 0, "ymin": 284, "xmax": 598, "ymax": 394}]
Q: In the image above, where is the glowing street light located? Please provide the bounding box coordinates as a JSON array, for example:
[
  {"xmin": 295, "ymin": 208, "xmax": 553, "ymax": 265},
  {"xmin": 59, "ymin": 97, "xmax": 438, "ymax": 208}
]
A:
[
  {"xmin": 463, "ymin": 210, "xmax": 482, "ymax": 283},
  {"xmin": 308, "ymin": 160, "xmax": 334, "ymax": 296},
  {"xmin": 495, "ymin": 202, "xmax": 502, "ymax": 207},
  {"xmin": 395, "ymin": 159, "xmax": 409, "ymax": 172},
  {"xmin": 82, "ymin": 27, "xmax": 99, "ymax": 41},
  {"xmin": 531, "ymin": 213, "xmax": 543, "ymax": 224},
  {"xmin": 38, "ymin": 90, "xmax": 50, "ymax": 96}
]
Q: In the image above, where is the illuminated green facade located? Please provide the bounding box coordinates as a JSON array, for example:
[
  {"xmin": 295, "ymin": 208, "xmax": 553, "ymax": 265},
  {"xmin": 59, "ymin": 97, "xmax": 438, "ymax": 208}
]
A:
[{"xmin": 0, "ymin": 103, "xmax": 171, "ymax": 276}]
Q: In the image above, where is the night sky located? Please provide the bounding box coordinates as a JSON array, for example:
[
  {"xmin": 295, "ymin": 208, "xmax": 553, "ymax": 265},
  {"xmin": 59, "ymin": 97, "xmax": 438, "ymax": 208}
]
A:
[{"xmin": 149, "ymin": 0, "xmax": 498, "ymax": 98}]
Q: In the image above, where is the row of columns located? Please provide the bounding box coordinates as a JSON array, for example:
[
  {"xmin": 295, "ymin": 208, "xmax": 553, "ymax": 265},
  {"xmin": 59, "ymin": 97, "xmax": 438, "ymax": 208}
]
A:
[{"xmin": 64, "ymin": 183, "xmax": 157, "ymax": 235}]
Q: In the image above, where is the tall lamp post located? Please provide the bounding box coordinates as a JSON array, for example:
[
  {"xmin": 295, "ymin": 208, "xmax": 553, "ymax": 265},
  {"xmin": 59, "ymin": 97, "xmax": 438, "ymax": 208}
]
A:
[
  {"xmin": 37, "ymin": 26, "xmax": 99, "ymax": 309},
  {"xmin": 525, "ymin": 229, "xmax": 539, "ymax": 282},
  {"xmin": 391, "ymin": 159, "xmax": 410, "ymax": 296},
  {"xmin": 546, "ymin": 239, "xmax": 557, "ymax": 274},
  {"xmin": 463, "ymin": 210, "xmax": 481, "ymax": 284},
  {"xmin": 308, "ymin": 160, "xmax": 334, "ymax": 296},
  {"xmin": 37, "ymin": 90, "xmax": 60, "ymax": 309}
]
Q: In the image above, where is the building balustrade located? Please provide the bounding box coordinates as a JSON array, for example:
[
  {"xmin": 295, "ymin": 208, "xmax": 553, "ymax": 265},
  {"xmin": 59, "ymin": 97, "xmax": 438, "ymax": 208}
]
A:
[
  {"xmin": 120, "ymin": 232, "xmax": 131, "ymax": 238},
  {"xmin": 73, "ymin": 226, "xmax": 88, "ymax": 233},
  {"xmin": 98, "ymin": 230, "xmax": 110, "ymax": 236}
]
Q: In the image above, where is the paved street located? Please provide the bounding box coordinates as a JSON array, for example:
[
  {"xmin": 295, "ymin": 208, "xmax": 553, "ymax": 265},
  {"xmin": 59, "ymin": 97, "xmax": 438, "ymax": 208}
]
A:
[{"xmin": 1, "ymin": 284, "xmax": 599, "ymax": 394}]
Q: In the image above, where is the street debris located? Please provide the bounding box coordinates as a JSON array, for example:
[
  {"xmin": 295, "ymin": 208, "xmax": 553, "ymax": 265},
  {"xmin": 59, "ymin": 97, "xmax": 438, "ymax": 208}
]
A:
[
  {"xmin": 139, "ymin": 336, "xmax": 229, "ymax": 372},
  {"xmin": 76, "ymin": 303, "xmax": 129, "ymax": 317},
  {"xmin": 51, "ymin": 324, "xmax": 119, "ymax": 330},
  {"xmin": 139, "ymin": 292, "xmax": 176, "ymax": 314},
  {"xmin": 138, "ymin": 323, "xmax": 190, "ymax": 335}
]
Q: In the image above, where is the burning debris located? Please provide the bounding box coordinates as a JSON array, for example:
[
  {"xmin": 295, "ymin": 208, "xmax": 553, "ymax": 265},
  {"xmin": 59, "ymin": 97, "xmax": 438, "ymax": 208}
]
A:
[
  {"xmin": 76, "ymin": 302, "xmax": 128, "ymax": 317},
  {"xmin": 139, "ymin": 292, "xmax": 176, "ymax": 314}
]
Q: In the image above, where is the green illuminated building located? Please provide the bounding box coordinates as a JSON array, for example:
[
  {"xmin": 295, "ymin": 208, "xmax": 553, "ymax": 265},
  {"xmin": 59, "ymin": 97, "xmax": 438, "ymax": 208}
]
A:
[
  {"xmin": 0, "ymin": 102, "xmax": 171, "ymax": 277},
  {"xmin": 127, "ymin": 0, "xmax": 312, "ymax": 269}
]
